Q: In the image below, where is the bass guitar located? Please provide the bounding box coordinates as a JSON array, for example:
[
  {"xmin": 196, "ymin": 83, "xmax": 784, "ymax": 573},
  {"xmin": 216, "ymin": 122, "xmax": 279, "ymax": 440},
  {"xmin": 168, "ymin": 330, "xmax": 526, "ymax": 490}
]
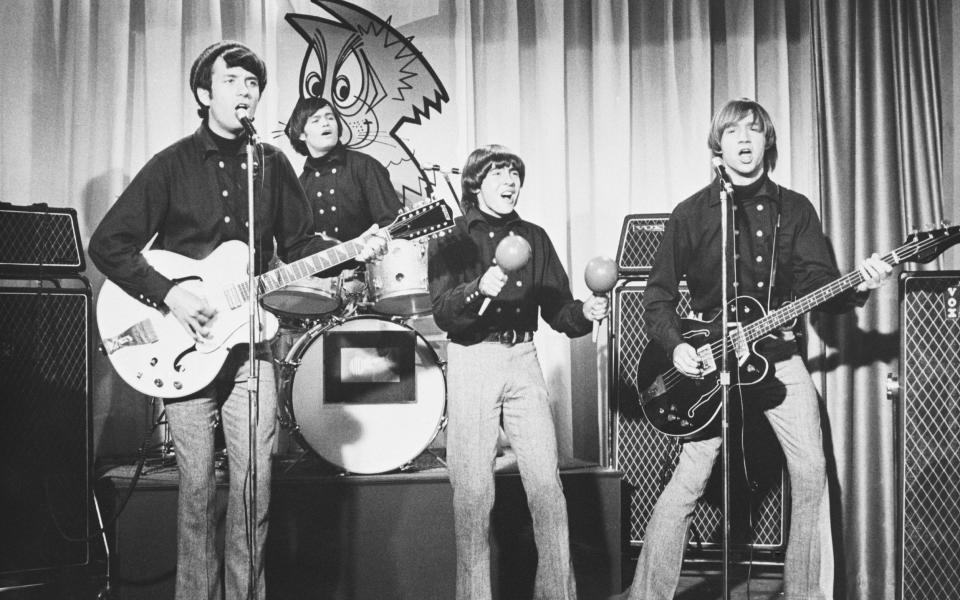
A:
[
  {"xmin": 635, "ymin": 224, "xmax": 960, "ymax": 438},
  {"xmin": 97, "ymin": 199, "xmax": 454, "ymax": 398}
]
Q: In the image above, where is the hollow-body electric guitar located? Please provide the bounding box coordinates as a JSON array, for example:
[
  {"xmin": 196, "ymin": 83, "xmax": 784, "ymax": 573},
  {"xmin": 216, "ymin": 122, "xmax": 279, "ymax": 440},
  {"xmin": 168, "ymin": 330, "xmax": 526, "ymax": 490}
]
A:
[
  {"xmin": 635, "ymin": 224, "xmax": 960, "ymax": 438},
  {"xmin": 97, "ymin": 199, "xmax": 454, "ymax": 398}
]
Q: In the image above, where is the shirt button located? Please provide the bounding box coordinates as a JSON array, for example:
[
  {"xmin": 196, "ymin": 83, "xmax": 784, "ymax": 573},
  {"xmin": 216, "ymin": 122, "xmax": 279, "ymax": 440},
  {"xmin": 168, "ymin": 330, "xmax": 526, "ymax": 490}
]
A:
[
  {"xmin": 733, "ymin": 281, "xmax": 740, "ymax": 288},
  {"xmin": 488, "ymin": 232, "xmax": 495, "ymax": 238},
  {"xmin": 734, "ymin": 229, "xmax": 740, "ymax": 236},
  {"xmin": 758, "ymin": 281, "xmax": 765, "ymax": 288},
  {"xmin": 495, "ymin": 307, "xmax": 502, "ymax": 313},
  {"xmin": 516, "ymin": 281, "xmax": 522, "ymax": 287},
  {"xmin": 334, "ymin": 227, "xmax": 339, "ymax": 233},
  {"xmin": 515, "ymin": 308, "xmax": 521, "ymax": 314},
  {"xmin": 241, "ymin": 163, "xmax": 246, "ymax": 170},
  {"xmin": 224, "ymin": 216, "xmax": 231, "ymax": 223},
  {"xmin": 316, "ymin": 191, "xmax": 323, "ymax": 197},
  {"xmin": 757, "ymin": 204, "xmax": 765, "ymax": 211},
  {"xmin": 332, "ymin": 168, "xmax": 337, "ymax": 174},
  {"xmin": 319, "ymin": 209, "xmax": 325, "ymax": 215},
  {"xmin": 315, "ymin": 172, "xmax": 320, "ymax": 178},
  {"xmin": 756, "ymin": 230, "xmax": 763, "ymax": 237},
  {"xmin": 218, "ymin": 161, "xmax": 225, "ymax": 168},
  {"xmin": 755, "ymin": 255, "xmax": 763, "ymax": 263},
  {"xmin": 329, "ymin": 189, "xmax": 335, "ymax": 194},
  {"xmin": 331, "ymin": 206, "xmax": 337, "ymax": 212},
  {"xmin": 221, "ymin": 190, "xmax": 228, "ymax": 197}
]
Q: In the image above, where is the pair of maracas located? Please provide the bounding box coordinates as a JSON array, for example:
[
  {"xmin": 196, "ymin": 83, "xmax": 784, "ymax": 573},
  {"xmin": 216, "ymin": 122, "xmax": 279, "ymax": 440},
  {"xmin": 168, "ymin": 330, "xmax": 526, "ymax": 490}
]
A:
[{"xmin": 481, "ymin": 235, "xmax": 618, "ymax": 342}]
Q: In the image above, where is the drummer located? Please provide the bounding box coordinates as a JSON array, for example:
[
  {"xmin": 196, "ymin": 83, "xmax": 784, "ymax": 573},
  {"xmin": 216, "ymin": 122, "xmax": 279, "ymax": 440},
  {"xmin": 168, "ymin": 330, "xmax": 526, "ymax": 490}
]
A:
[{"xmin": 284, "ymin": 96, "xmax": 403, "ymax": 307}]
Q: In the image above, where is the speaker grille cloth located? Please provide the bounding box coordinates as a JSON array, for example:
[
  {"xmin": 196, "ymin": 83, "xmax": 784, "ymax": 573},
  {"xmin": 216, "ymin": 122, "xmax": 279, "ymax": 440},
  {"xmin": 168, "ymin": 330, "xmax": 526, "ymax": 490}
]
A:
[
  {"xmin": 900, "ymin": 273, "xmax": 960, "ymax": 599},
  {"xmin": 0, "ymin": 286, "xmax": 90, "ymax": 572}
]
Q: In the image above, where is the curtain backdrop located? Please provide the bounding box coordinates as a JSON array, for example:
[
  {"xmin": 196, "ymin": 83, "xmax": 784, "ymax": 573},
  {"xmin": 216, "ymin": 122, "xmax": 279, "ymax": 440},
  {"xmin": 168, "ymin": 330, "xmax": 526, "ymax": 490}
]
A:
[
  {"xmin": 812, "ymin": 1, "xmax": 944, "ymax": 598},
  {"xmin": 0, "ymin": 2, "xmax": 953, "ymax": 598}
]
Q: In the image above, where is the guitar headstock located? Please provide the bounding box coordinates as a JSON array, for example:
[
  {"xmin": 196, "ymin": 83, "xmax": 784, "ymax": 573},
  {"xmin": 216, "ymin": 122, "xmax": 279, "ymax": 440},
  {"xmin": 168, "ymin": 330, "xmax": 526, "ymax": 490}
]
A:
[
  {"xmin": 388, "ymin": 199, "xmax": 455, "ymax": 243},
  {"xmin": 903, "ymin": 223, "xmax": 960, "ymax": 264}
]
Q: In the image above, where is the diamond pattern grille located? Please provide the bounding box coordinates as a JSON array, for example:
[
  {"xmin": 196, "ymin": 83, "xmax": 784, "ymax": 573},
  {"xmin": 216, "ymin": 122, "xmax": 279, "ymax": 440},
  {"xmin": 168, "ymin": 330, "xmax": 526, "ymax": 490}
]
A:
[
  {"xmin": 615, "ymin": 214, "xmax": 669, "ymax": 276},
  {"xmin": 0, "ymin": 208, "xmax": 83, "ymax": 272},
  {"xmin": 900, "ymin": 273, "xmax": 960, "ymax": 600},
  {"xmin": 611, "ymin": 279, "xmax": 785, "ymax": 552},
  {"xmin": 0, "ymin": 284, "xmax": 91, "ymax": 573}
]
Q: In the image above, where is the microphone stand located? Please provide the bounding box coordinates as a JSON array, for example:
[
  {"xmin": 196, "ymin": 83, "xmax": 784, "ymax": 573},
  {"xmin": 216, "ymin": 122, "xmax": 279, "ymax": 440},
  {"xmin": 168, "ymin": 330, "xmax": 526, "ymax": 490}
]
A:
[
  {"xmin": 241, "ymin": 119, "xmax": 260, "ymax": 599},
  {"xmin": 718, "ymin": 172, "xmax": 733, "ymax": 600}
]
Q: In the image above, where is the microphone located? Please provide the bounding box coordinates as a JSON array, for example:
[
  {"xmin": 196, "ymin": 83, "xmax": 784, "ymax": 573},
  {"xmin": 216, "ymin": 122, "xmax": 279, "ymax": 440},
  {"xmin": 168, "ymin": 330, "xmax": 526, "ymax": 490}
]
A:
[
  {"xmin": 711, "ymin": 156, "xmax": 732, "ymax": 194},
  {"xmin": 234, "ymin": 106, "xmax": 259, "ymax": 143}
]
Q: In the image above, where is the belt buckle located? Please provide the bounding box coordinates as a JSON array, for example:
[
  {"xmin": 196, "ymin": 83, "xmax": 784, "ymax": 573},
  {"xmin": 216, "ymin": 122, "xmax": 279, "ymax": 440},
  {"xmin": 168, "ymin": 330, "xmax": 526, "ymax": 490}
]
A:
[{"xmin": 498, "ymin": 330, "xmax": 518, "ymax": 346}]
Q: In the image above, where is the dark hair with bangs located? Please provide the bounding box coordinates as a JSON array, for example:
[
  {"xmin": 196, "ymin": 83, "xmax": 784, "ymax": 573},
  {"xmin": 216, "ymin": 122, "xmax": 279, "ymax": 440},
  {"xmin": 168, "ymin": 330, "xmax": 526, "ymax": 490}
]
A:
[
  {"xmin": 460, "ymin": 145, "xmax": 526, "ymax": 209},
  {"xmin": 707, "ymin": 98, "xmax": 778, "ymax": 172},
  {"xmin": 189, "ymin": 41, "xmax": 267, "ymax": 120},
  {"xmin": 284, "ymin": 97, "xmax": 343, "ymax": 156}
]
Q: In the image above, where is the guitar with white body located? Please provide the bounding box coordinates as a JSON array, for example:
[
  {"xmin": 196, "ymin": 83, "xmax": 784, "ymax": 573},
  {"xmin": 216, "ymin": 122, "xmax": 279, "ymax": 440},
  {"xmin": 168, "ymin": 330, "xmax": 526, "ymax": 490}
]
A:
[{"xmin": 97, "ymin": 199, "xmax": 454, "ymax": 398}]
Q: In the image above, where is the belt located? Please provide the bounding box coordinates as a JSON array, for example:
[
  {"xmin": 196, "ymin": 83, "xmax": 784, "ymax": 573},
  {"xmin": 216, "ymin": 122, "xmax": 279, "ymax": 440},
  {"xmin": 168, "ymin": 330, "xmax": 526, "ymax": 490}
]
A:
[{"xmin": 481, "ymin": 329, "xmax": 535, "ymax": 346}]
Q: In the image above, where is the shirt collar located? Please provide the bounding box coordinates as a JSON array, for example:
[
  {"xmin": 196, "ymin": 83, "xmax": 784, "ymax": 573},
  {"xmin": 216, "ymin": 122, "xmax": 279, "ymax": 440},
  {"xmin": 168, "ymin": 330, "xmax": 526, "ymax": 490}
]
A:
[
  {"xmin": 305, "ymin": 143, "xmax": 347, "ymax": 172},
  {"xmin": 193, "ymin": 123, "xmax": 248, "ymax": 158},
  {"xmin": 707, "ymin": 173, "xmax": 780, "ymax": 207},
  {"xmin": 464, "ymin": 205, "xmax": 522, "ymax": 231}
]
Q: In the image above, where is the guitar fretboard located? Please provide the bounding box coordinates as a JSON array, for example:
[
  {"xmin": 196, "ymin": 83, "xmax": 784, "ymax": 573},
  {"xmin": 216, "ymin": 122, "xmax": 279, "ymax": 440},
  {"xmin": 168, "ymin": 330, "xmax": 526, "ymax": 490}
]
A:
[
  {"xmin": 741, "ymin": 239, "xmax": 913, "ymax": 343},
  {"xmin": 225, "ymin": 239, "xmax": 364, "ymax": 307}
]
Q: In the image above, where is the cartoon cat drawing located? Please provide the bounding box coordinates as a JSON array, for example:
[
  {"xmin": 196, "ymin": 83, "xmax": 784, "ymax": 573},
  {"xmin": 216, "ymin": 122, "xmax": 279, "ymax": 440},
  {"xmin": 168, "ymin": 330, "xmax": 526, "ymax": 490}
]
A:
[{"xmin": 286, "ymin": 0, "xmax": 449, "ymax": 205}]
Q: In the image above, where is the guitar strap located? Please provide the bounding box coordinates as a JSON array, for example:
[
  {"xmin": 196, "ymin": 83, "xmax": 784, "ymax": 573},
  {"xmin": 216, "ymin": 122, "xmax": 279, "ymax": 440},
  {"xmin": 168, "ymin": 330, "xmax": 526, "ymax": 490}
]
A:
[{"xmin": 765, "ymin": 185, "xmax": 783, "ymax": 312}]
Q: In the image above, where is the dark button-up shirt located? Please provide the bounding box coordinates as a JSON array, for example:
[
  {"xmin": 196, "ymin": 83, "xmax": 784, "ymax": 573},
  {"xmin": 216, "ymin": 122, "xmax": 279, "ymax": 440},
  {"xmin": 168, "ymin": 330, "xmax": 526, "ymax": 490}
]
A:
[
  {"xmin": 644, "ymin": 175, "xmax": 867, "ymax": 356},
  {"xmin": 301, "ymin": 143, "xmax": 401, "ymax": 242},
  {"xmin": 428, "ymin": 206, "xmax": 591, "ymax": 345},
  {"xmin": 89, "ymin": 124, "xmax": 333, "ymax": 307}
]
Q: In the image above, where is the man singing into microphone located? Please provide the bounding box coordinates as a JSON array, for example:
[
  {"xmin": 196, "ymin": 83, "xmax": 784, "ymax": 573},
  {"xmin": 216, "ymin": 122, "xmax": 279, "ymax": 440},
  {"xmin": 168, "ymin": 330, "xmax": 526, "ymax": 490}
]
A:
[
  {"xmin": 90, "ymin": 41, "xmax": 384, "ymax": 600},
  {"xmin": 428, "ymin": 145, "xmax": 608, "ymax": 599},
  {"xmin": 614, "ymin": 98, "xmax": 891, "ymax": 600}
]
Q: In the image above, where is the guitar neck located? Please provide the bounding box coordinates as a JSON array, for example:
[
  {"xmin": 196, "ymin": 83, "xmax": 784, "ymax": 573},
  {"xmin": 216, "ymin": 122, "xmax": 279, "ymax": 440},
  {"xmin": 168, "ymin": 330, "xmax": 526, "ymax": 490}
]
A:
[
  {"xmin": 230, "ymin": 239, "xmax": 365, "ymax": 305},
  {"xmin": 742, "ymin": 248, "xmax": 901, "ymax": 343}
]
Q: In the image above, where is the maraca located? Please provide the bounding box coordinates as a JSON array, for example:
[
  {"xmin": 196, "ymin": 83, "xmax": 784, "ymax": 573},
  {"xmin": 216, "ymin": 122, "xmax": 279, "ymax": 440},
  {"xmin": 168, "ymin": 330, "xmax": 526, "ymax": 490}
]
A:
[
  {"xmin": 479, "ymin": 234, "xmax": 532, "ymax": 315},
  {"xmin": 584, "ymin": 256, "xmax": 617, "ymax": 342}
]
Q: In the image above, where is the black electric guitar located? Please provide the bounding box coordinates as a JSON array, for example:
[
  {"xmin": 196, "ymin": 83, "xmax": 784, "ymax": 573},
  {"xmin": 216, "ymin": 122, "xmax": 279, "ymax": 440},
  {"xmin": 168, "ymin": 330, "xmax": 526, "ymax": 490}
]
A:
[
  {"xmin": 635, "ymin": 224, "xmax": 960, "ymax": 438},
  {"xmin": 97, "ymin": 199, "xmax": 454, "ymax": 398}
]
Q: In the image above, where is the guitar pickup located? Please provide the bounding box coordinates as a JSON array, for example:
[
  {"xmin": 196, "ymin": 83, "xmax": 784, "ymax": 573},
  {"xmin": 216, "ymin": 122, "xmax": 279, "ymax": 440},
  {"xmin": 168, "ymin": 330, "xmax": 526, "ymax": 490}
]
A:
[
  {"xmin": 102, "ymin": 320, "xmax": 159, "ymax": 354},
  {"xmin": 729, "ymin": 322, "xmax": 749, "ymax": 365}
]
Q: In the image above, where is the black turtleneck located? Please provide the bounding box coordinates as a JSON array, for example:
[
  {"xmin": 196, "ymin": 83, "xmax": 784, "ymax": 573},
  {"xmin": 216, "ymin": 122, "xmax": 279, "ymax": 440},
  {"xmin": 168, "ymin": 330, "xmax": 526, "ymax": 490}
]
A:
[{"xmin": 428, "ymin": 205, "xmax": 591, "ymax": 345}]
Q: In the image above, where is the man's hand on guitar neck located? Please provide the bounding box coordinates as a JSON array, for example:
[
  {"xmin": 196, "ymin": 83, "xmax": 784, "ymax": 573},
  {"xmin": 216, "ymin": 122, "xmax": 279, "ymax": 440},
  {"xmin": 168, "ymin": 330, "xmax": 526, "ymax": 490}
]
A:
[
  {"xmin": 164, "ymin": 284, "xmax": 218, "ymax": 342},
  {"xmin": 855, "ymin": 253, "xmax": 894, "ymax": 292}
]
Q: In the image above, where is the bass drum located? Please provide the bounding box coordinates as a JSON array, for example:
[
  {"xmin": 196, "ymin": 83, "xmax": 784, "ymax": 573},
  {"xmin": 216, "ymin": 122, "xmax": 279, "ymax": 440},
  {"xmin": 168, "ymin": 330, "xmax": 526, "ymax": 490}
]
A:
[{"xmin": 279, "ymin": 315, "xmax": 446, "ymax": 474}]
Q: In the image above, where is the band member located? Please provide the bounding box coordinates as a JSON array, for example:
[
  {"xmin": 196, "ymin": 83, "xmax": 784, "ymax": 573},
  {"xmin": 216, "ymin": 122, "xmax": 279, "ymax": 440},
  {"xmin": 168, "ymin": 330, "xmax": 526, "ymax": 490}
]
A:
[
  {"xmin": 616, "ymin": 99, "xmax": 892, "ymax": 600},
  {"xmin": 89, "ymin": 41, "xmax": 384, "ymax": 600},
  {"xmin": 285, "ymin": 96, "xmax": 402, "ymax": 244},
  {"xmin": 428, "ymin": 145, "xmax": 608, "ymax": 600}
]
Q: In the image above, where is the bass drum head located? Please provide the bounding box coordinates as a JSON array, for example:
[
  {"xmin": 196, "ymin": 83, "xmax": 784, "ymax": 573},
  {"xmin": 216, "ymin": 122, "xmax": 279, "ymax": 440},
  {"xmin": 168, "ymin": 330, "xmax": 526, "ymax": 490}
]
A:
[{"xmin": 286, "ymin": 316, "xmax": 446, "ymax": 474}]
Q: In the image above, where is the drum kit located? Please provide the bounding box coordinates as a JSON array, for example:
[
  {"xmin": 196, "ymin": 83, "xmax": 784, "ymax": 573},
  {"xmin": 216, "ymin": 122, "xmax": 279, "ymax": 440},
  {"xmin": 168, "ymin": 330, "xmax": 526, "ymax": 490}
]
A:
[{"xmin": 262, "ymin": 238, "xmax": 446, "ymax": 475}]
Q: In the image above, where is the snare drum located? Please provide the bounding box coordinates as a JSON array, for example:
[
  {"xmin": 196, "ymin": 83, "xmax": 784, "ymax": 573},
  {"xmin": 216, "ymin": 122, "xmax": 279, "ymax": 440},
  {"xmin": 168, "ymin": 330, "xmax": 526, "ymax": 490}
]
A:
[
  {"xmin": 366, "ymin": 239, "xmax": 431, "ymax": 316},
  {"xmin": 261, "ymin": 275, "xmax": 341, "ymax": 318},
  {"xmin": 278, "ymin": 315, "xmax": 446, "ymax": 474}
]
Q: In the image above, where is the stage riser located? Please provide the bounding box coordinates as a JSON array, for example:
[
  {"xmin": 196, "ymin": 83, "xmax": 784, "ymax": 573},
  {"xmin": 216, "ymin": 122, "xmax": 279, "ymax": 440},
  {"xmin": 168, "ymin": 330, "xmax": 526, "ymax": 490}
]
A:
[{"xmin": 99, "ymin": 468, "xmax": 620, "ymax": 599}]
